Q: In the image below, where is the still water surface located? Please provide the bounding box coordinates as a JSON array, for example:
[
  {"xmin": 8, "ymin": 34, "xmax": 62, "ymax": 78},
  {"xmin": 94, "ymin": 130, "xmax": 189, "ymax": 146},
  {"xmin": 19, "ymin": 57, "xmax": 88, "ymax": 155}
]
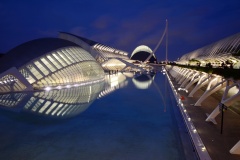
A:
[{"xmin": 0, "ymin": 72, "xmax": 196, "ymax": 160}]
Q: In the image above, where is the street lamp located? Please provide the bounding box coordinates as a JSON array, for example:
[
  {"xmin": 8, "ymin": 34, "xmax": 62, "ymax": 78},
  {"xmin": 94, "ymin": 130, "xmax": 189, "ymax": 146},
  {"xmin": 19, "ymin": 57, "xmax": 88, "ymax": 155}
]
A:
[{"xmin": 219, "ymin": 103, "xmax": 228, "ymax": 134}]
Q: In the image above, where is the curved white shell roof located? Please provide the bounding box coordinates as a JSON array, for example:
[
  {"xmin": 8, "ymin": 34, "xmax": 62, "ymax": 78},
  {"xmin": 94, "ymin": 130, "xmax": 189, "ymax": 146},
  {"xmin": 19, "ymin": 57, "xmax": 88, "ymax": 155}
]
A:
[
  {"xmin": 132, "ymin": 78, "xmax": 153, "ymax": 89},
  {"xmin": 131, "ymin": 45, "xmax": 153, "ymax": 58}
]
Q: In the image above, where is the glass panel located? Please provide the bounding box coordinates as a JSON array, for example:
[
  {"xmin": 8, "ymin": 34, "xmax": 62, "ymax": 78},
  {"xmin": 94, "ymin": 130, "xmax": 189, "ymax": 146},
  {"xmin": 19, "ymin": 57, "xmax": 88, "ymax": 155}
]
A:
[
  {"xmin": 39, "ymin": 101, "xmax": 51, "ymax": 113},
  {"xmin": 69, "ymin": 48, "xmax": 82, "ymax": 61},
  {"xmin": 40, "ymin": 57, "xmax": 56, "ymax": 72},
  {"xmin": 27, "ymin": 65, "xmax": 43, "ymax": 80},
  {"xmin": 58, "ymin": 51, "xmax": 71, "ymax": 65},
  {"xmin": 34, "ymin": 61, "xmax": 49, "ymax": 75},
  {"xmin": 52, "ymin": 53, "xmax": 67, "ymax": 67},
  {"xmin": 32, "ymin": 99, "xmax": 44, "ymax": 112},
  {"xmin": 57, "ymin": 104, "xmax": 69, "ymax": 116},
  {"xmin": 62, "ymin": 49, "xmax": 76, "ymax": 63},
  {"xmin": 46, "ymin": 55, "xmax": 62, "ymax": 69},
  {"xmin": 51, "ymin": 103, "xmax": 64, "ymax": 116},
  {"xmin": 45, "ymin": 102, "xmax": 58, "ymax": 115},
  {"xmin": 24, "ymin": 97, "xmax": 36, "ymax": 109}
]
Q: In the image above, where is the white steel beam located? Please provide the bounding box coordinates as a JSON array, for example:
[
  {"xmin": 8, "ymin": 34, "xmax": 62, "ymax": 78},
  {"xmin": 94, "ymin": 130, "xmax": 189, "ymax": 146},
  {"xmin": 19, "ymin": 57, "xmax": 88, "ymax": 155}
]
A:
[
  {"xmin": 195, "ymin": 78, "xmax": 227, "ymax": 106},
  {"xmin": 206, "ymin": 80, "xmax": 240, "ymax": 123},
  {"xmin": 176, "ymin": 68, "xmax": 188, "ymax": 82},
  {"xmin": 185, "ymin": 72, "xmax": 202, "ymax": 90},
  {"xmin": 178, "ymin": 69, "xmax": 192, "ymax": 84},
  {"xmin": 188, "ymin": 74, "xmax": 210, "ymax": 97},
  {"xmin": 180, "ymin": 71, "xmax": 197, "ymax": 88},
  {"xmin": 230, "ymin": 140, "xmax": 240, "ymax": 154}
]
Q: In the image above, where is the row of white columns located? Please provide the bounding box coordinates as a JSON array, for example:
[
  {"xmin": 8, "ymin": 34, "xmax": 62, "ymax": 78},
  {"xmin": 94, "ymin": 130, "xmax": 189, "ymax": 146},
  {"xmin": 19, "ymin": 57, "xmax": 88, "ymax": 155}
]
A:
[{"xmin": 167, "ymin": 65, "xmax": 240, "ymax": 154}]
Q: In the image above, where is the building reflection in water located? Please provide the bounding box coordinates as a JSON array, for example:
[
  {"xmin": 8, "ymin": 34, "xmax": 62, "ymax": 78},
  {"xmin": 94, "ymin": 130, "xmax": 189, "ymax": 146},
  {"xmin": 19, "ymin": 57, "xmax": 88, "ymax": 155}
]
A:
[
  {"xmin": 132, "ymin": 73, "xmax": 155, "ymax": 90},
  {"xmin": 0, "ymin": 80, "xmax": 104, "ymax": 119},
  {"xmin": 98, "ymin": 72, "xmax": 128, "ymax": 99},
  {"xmin": 132, "ymin": 71, "xmax": 167, "ymax": 112},
  {"xmin": 0, "ymin": 73, "xmax": 130, "ymax": 119}
]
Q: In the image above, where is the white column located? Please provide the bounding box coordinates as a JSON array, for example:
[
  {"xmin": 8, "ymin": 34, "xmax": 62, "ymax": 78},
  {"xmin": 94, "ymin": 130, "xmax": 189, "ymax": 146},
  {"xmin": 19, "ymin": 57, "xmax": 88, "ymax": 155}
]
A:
[
  {"xmin": 188, "ymin": 74, "xmax": 210, "ymax": 97},
  {"xmin": 180, "ymin": 71, "xmax": 197, "ymax": 88},
  {"xmin": 178, "ymin": 70, "xmax": 192, "ymax": 84},
  {"xmin": 195, "ymin": 78, "xmax": 226, "ymax": 106},
  {"xmin": 206, "ymin": 80, "xmax": 240, "ymax": 123},
  {"xmin": 185, "ymin": 73, "xmax": 201, "ymax": 90},
  {"xmin": 176, "ymin": 68, "xmax": 188, "ymax": 82},
  {"xmin": 230, "ymin": 140, "xmax": 240, "ymax": 154}
]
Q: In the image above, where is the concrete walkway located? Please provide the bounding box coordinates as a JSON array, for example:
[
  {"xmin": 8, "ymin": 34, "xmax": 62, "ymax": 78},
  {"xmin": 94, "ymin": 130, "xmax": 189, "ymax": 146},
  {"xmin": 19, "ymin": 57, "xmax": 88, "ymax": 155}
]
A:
[{"xmin": 169, "ymin": 75, "xmax": 240, "ymax": 160}]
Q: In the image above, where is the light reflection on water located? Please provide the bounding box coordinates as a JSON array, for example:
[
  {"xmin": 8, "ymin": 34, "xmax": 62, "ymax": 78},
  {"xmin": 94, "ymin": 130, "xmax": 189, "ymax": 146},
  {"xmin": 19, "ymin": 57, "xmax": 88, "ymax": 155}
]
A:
[
  {"xmin": 132, "ymin": 73, "xmax": 155, "ymax": 90},
  {"xmin": 0, "ymin": 72, "xmax": 157, "ymax": 119},
  {"xmin": 0, "ymin": 81, "xmax": 104, "ymax": 119},
  {"xmin": 0, "ymin": 71, "xmax": 196, "ymax": 160}
]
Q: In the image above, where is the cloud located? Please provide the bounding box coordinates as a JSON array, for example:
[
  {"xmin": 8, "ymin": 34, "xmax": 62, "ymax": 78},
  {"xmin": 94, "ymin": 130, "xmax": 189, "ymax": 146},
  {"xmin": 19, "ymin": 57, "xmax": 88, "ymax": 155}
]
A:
[{"xmin": 108, "ymin": 10, "xmax": 168, "ymax": 52}]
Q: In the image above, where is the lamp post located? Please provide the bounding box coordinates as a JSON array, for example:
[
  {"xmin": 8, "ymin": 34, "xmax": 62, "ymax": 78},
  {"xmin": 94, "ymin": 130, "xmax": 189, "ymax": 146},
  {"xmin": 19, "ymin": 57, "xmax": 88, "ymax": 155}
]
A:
[{"xmin": 219, "ymin": 103, "xmax": 227, "ymax": 134}]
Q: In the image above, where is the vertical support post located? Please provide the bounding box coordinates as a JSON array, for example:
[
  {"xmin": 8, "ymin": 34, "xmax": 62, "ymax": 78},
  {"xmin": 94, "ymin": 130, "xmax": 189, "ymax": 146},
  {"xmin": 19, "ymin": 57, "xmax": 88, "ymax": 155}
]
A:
[
  {"xmin": 220, "ymin": 104, "xmax": 224, "ymax": 134},
  {"xmin": 219, "ymin": 103, "xmax": 227, "ymax": 134},
  {"xmin": 166, "ymin": 19, "xmax": 168, "ymax": 64}
]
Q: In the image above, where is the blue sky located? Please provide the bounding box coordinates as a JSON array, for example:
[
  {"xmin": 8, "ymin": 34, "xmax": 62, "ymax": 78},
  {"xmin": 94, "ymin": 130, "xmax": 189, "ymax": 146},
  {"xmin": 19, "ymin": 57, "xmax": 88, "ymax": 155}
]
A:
[{"xmin": 0, "ymin": 0, "xmax": 239, "ymax": 60}]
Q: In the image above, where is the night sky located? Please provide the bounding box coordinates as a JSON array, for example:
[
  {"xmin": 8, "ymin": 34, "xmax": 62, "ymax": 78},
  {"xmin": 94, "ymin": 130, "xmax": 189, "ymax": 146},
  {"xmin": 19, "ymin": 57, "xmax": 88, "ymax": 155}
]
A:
[{"xmin": 0, "ymin": 0, "xmax": 239, "ymax": 61}]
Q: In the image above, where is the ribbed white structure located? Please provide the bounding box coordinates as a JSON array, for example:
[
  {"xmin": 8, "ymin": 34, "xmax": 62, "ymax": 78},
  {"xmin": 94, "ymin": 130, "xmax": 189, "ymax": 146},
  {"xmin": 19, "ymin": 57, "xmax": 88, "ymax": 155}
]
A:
[{"xmin": 177, "ymin": 33, "xmax": 240, "ymax": 68}]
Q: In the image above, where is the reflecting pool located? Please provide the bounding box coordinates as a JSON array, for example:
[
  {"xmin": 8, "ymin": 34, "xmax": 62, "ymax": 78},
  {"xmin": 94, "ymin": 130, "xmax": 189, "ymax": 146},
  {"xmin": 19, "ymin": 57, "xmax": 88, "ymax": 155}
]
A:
[{"xmin": 0, "ymin": 72, "xmax": 197, "ymax": 160}]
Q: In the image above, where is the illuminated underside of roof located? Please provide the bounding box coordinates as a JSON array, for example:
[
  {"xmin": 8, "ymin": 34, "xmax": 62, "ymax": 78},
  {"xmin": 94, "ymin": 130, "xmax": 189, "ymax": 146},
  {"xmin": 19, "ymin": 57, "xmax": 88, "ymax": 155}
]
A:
[
  {"xmin": 131, "ymin": 45, "xmax": 153, "ymax": 57},
  {"xmin": 130, "ymin": 45, "xmax": 157, "ymax": 63}
]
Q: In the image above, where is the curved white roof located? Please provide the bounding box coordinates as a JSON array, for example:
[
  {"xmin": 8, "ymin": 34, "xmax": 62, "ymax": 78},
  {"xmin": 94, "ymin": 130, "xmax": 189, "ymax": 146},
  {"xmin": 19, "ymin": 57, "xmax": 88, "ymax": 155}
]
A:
[
  {"xmin": 131, "ymin": 45, "xmax": 153, "ymax": 58},
  {"xmin": 178, "ymin": 33, "xmax": 240, "ymax": 62}
]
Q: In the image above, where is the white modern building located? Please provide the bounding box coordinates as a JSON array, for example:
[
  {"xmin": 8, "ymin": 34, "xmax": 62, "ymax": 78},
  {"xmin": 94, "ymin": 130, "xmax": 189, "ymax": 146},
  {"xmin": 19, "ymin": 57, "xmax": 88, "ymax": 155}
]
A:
[
  {"xmin": 59, "ymin": 32, "xmax": 143, "ymax": 72},
  {"xmin": 0, "ymin": 38, "xmax": 105, "ymax": 93},
  {"xmin": 177, "ymin": 33, "xmax": 240, "ymax": 68},
  {"xmin": 130, "ymin": 45, "xmax": 157, "ymax": 63}
]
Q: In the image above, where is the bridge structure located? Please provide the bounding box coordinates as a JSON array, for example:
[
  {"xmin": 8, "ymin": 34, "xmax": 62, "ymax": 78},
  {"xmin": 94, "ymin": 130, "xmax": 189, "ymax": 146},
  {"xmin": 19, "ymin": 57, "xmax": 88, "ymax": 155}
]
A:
[{"xmin": 144, "ymin": 19, "xmax": 168, "ymax": 64}]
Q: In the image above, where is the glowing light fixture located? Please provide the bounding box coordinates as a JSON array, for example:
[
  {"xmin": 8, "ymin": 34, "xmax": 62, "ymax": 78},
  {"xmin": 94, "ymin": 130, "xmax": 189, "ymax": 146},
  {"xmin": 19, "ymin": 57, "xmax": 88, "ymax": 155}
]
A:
[{"xmin": 45, "ymin": 87, "xmax": 51, "ymax": 91}]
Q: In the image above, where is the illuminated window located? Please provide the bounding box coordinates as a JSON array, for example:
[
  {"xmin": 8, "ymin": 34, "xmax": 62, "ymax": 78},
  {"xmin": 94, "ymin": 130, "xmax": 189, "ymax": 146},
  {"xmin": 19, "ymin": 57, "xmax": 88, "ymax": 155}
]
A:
[
  {"xmin": 34, "ymin": 61, "xmax": 49, "ymax": 75},
  {"xmin": 51, "ymin": 103, "xmax": 64, "ymax": 115},
  {"xmin": 24, "ymin": 97, "xmax": 37, "ymax": 109},
  {"xmin": 58, "ymin": 51, "xmax": 72, "ymax": 65},
  {"xmin": 47, "ymin": 55, "xmax": 62, "ymax": 69},
  {"xmin": 40, "ymin": 58, "xmax": 56, "ymax": 72},
  {"xmin": 32, "ymin": 99, "xmax": 44, "ymax": 111},
  {"xmin": 39, "ymin": 101, "xmax": 51, "ymax": 113},
  {"xmin": 45, "ymin": 102, "xmax": 58, "ymax": 115},
  {"xmin": 27, "ymin": 65, "xmax": 43, "ymax": 80},
  {"xmin": 69, "ymin": 48, "xmax": 82, "ymax": 61},
  {"xmin": 52, "ymin": 53, "xmax": 67, "ymax": 67},
  {"xmin": 62, "ymin": 49, "xmax": 76, "ymax": 63},
  {"xmin": 57, "ymin": 104, "xmax": 69, "ymax": 116}
]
